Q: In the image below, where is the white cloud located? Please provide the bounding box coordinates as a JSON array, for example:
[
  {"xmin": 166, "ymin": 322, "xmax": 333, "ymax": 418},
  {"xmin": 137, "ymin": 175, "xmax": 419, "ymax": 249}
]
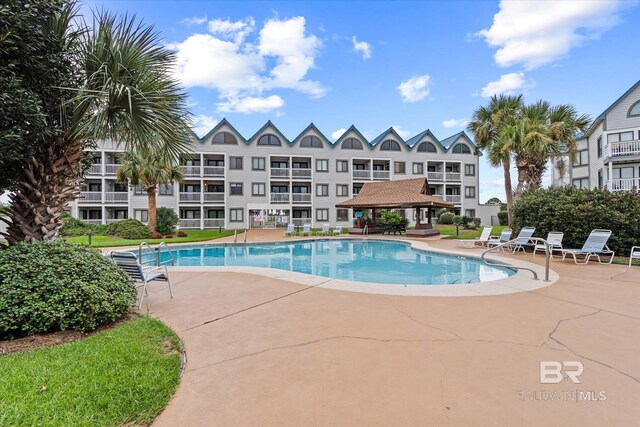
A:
[
  {"xmin": 391, "ymin": 125, "xmax": 412, "ymax": 140},
  {"xmin": 180, "ymin": 16, "xmax": 207, "ymax": 26},
  {"xmin": 352, "ymin": 36, "xmax": 372, "ymax": 60},
  {"xmin": 331, "ymin": 128, "xmax": 347, "ymax": 141},
  {"xmin": 442, "ymin": 118, "xmax": 470, "ymax": 129},
  {"xmin": 216, "ymin": 95, "xmax": 285, "ymax": 114},
  {"xmin": 208, "ymin": 17, "xmax": 256, "ymax": 44},
  {"xmin": 397, "ymin": 75, "xmax": 431, "ymax": 103},
  {"xmin": 481, "ymin": 72, "xmax": 534, "ymax": 97},
  {"xmin": 191, "ymin": 115, "xmax": 218, "ymax": 138},
  {"xmin": 478, "ymin": 0, "xmax": 624, "ymax": 69}
]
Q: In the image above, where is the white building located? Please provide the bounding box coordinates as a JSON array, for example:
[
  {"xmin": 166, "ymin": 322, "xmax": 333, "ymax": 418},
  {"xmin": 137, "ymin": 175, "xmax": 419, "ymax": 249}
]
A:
[
  {"xmin": 70, "ymin": 119, "xmax": 500, "ymax": 229},
  {"xmin": 552, "ymin": 80, "xmax": 640, "ymax": 191}
]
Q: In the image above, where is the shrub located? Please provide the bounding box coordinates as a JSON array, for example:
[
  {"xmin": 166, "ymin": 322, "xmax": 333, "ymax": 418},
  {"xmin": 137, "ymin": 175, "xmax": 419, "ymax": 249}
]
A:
[
  {"xmin": 148, "ymin": 231, "xmax": 163, "ymax": 239},
  {"xmin": 472, "ymin": 217, "xmax": 482, "ymax": 228},
  {"xmin": 156, "ymin": 207, "xmax": 179, "ymax": 234},
  {"xmin": 60, "ymin": 214, "xmax": 109, "ymax": 236},
  {"xmin": 0, "ymin": 241, "xmax": 136, "ymax": 339},
  {"xmin": 177, "ymin": 231, "xmax": 187, "ymax": 237},
  {"xmin": 436, "ymin": 208, "xmax": 450, "ymax": 222},
  {"xmin": 165, "ymin": 234, "xmax": 174, "ymax": 239},
  {"xmin": 376, "ymin": 210, "xmax": 409, "ymax": 233},
  {"xmin": 497, "ymin": 211, "xmax": 508, "ymax": 226},
  {"xmin": 108, "ymin": 219, "xmax": 150, "ymax": 240},
  {"xmin": 452, "ymin": 215, "xmax": 462, "ymax": 225},
  {"xmin": 439, "ymin": 212, "xmax": 455, "ymax": 224},
  {"xmin": 513, "ymin": 186, "xmax": 640, "ymax": 256}
]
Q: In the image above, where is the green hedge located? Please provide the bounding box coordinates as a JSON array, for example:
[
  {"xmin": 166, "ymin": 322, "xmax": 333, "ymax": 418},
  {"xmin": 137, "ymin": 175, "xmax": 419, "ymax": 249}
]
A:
[
  {"xmin": 156, "ymin": 207, "xmax": 178, "ymax": 235},
  {"xmin": 513, "ymin": 187, "xmax": 640, "ymax": 256},
  {"xmin": 107, "ymin": 219, "xmax": 150, "ymax": 239},
  {"xmin": 439, "ymin": 212, "xmax": 455, "ymax": 224},
  {"xmin": 60, "ymin": 214, "xmax": 109, "ymax": 236},
  {"xmin": 0, "ymin": 241, "xmax": 136, "ymax": 339}
]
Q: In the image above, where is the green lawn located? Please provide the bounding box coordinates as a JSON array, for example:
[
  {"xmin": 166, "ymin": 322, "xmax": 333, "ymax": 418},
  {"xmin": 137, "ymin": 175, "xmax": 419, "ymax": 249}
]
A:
[
  {"xmin": 0, "ymin": 316, "xmax": 181, "ymax": 426},
  {"xmin": 435, "ymin": 224, "xmax": 508, "ymax": 240},
  {"xmin": 66, "ymin": 229, "xmax": 237, "ymax": 247}
]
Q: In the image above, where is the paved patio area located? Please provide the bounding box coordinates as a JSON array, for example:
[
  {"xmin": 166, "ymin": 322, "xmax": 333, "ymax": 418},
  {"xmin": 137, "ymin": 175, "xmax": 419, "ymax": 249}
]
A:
[{"xmin": 143, "ymin": 231, "xmax": 640, "ymax": 426}]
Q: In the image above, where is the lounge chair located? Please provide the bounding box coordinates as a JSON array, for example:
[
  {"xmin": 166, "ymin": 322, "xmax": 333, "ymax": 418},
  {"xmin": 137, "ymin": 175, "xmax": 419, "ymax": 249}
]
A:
[
  {"xmin": 301, "ymin": 223, "xmax": 312, "ymax": 236},
  {"xmin": 460, "ymin": 226, "xmax": 493, "ymax": 248},
  {"xmin": 316, "ymin": 223, "xmax": 330, "ymax": 236},
  {"xmin": 110, "ymin": 251, "xmax": 173, "ymax": 309},
  {"xmin": 503, "ymin": 226, "xmax": 536, "ymax": 254},
  {"xmin": 629, "ymin": 246, "xmax": 640, "ymax": 267},
  {"xmin": 487, "ymin": 229, "xmax": 512, "ymax": 249},
  {"xmin": 534, "ymin": 232, "xmax": 563, "ymax": 258},
  {"xmin": 332, "ymin": 225, "xmax": 343, "ymax": 236},
  {"xmin": 283, "ymin": 223, "xmax": 295, "ymax": 236},
  {"xmin": 560, "ymin": 229, "xmax": 615, "ymax": 264}
]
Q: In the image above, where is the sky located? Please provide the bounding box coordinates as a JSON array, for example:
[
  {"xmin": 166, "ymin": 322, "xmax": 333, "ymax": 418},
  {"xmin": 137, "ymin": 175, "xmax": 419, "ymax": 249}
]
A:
[{"xmin": 4, "ymin": 0, "xmax": 637, "ymax": 205}]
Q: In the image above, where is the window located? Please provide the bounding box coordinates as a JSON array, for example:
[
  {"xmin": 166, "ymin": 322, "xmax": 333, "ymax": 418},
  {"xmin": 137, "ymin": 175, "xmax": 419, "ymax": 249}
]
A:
[
  {"xmin": 465, "ymin": 209, "xmax": 476, "ymax": 217},
  {"xmin": 336, "ymin": 160, "xmax": 348, "ymax": 172},
  {"xmin": 573, "ymin": 150, "xmax": 589, "ymax": 167},
  {"xmin": 252, "ymin": 183, "xmax": 265, "ymax": 196},
  {"xmin": 464, "ymin": 164, "xmax": 476, "ymax": 176},
  {"xmin": 229, "ymin": 156, "xmax": 243, "ymax": 170},
  {"xmin": 316, "ymin": 208, "xmax": 329, "ymax": 221},
  {"xmin": 597, "ymin": 137, "xmax": 602, "ymax": 158},
  {"xmin": 257, "ymin": 134, "xmax": 281, "ymax": 146},
  {"xmin": 380, "ymin": 139, "xmax": 401, "ymax": 151},
  {"xmin": 607, "ymin": 131, "xmax": 634, "ymax": 143},
  {"xmin": 230, "ymin": 183, "xmax": 243, "ymax": 195},
  {"xmin": 465, "ymin": 186, "xmax": 476, "ymax": 198},
  {"xmin": 598, "ymin": 169, "xmax": 603, "ymax": 189},
  {"xmin": 316, "ymin": 159, "xmax": 328, "ymax": 172},
  {"xmin": 628, "ymin": 100, "xmax": 640, "ymax": 117},
  {"xmin": 182, "ymin": 183, "xmax": 200, "ymax": 193},
  {"xmin": 212, "ymin": 131, "xmax": 237, "ymax": 144},
  {"xmin": 158, "ymin": 183, "xmax": 173, "ymax": 195},
  {"xmin": 113, "ymin": 183, "xmax": 128, "ymax": 192},
  {"xmin": 337, "ymin": 208, "xmax": 349, "ymax": 222},
  {"xmin": 613, "ymin": 167, "xmax": 634, "ymax": 179},
  {"xmin": 417, "ymin": 141, "xmax": 437, "ymax": 153},
  {"xmin": 252, "ymin": 157, "xmax": 265, "ymax": 170},
  {"xmin": 134, "ymin": 209, "xmax": 148, "ymax": 223},
  {"xmin": 353, "ymin": 186, "xmax": 362, "ymax": 195},
  {"xmin": 572, "ymin": 178, "xmax": 589, "ymax": 189},
  {"xmin": 452, "ymin": 143, "xmax": 471, "ymax": 154},
  {"xmin": 394, "ymin": 161, "xmax": 406, "ymax": 174},
  {"xmin": 341, "ymin": 137, "xmax": 363, "ymax": 150},
  {"xmin": 134, "ymin": 185, "xmax": 145, "ymax": 195},
  {"xmin": 300, "ymin": 135, "xmax": 323, "ymax": 148},
  {"xmin": 207, "ymin": 210, "xmax": 224, "ymax": 219},
  {"xmin": 181, "ymin": 209, "xmax": 200, "ymax": 219},
  {"xmin": 230, "ymin": 208, "xmax": 244, "ymax": 222},
  {"xmin": 316, "ymin": 184, "xmax": 329, "ymax": 196},
  {"xmin": 412, "ymin": 162, "xmax": 424, "ymax": 175},
  {"xmin": 336, "ymin": 184, "xmax": 349, "ymax": 197}
]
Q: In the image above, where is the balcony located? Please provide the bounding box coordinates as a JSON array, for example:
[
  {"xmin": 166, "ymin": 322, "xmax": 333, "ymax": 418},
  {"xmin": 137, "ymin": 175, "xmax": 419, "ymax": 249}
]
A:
[
  {"xmin": 427, "ymin": 172, "xmax": 444, "ymax": 181},
  {"xmin": 105, "ymin": 218, "xmax": 126, "ymax": 224},
  {"xmin": 607, "ymin": 178, "xmax": 640, "ymax": 192},
  {"xmin": 291, "ymin": 218, "xmax": 310, "ymax": 226},
  {"xmin": 270, "ymin": 167, "xmax": 290, "ymax": 178},
  {"xmin": 104, "ymin": 164, "xmax": 121, "ymax": 175},
  {"xmin": 104, "ymin": 192, "xmax": 128, "ymax": 203},
  {"xmin": 179, "ymin": 193, "xmax": 201, "ymax": 202},
  {"xmin": 445, "ymin": 172, "xmax": 461, "ymax": 181},
  {"xmin": 291, "ymin": 168, "xmax": 312, "ymax": 178},
  {"xmin": 605, "ymin": 140, "xmax": 640, "ymax": 158},
  {"xmin": 270, "ymin": 193, "xmax": 290, "ymax": 203},
  {"xmin": 445, "ymin": 195, "xmax": 461, "ymax": 204},
  {"xmin": 179, "ymin": 219, "xmax": 201, "ymax": 229},
  {"xmin": 203, "ymin": 166, "xmax": 224, "ymax": 177},
  {"xmin": 181, "ymin": 165, "xmax": 201, "ymax": 176},
  {"xmin": 82, "ymin": 219, "xmax": 103, "ymax": 224},
  {"xmin": 292, "ymin": 193, "xmax": 312, "ymax": 204},
  {"xmin": 373, "ymin": 170, "xmax": 390, "ymax": 180},
  {"xmin": 78, "ymin": 191, "xmax": 102, "ymax": 203},
  {"xmin": 88, "ymin": 164, "xmax": 102, "ymax": 175},
  {"xmin": 203, "ymin": 192, "xmax": 224, "ymax": 203},
  {"xmin": 352, "ymin": 170, "xmax": 371, "ymax": 180},
  {"xmin": 203, "ymin": 218, "xmax": 225, "ymax": 228}
]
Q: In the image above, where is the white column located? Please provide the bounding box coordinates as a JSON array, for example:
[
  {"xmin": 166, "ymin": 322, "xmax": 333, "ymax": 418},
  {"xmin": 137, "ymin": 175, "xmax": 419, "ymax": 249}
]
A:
[
  {"xmin": 200, "ymin": 205, "xmax": 204, "ymax": 230},
  {"xmin": 101, "ymin": 151, "xmax": 106, "ymax": 176},
  {"xmin": 101, "ymin": 205, "xmax": 106, "ymax": 225},
  {"xmin": 200, "ymin": 153, "xmax": 204, "ymax": 176},
  {"xmin": 608, "ymin": 162, "xmax": 613, "ymax": 191}
]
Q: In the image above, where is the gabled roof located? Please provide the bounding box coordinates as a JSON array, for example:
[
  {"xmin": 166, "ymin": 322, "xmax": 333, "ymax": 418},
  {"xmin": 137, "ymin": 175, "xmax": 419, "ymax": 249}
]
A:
[
  {"xmin": 586, "ymin": 79, "xmax": 640, "ymax": 136},
  {"xmin": 405, "ymin": 129, "xmax": 437, "ymax": 148},
  {"xmin": 247, "ymin": 120, "xmax": 291, "ymax": 145},
  {"xmin": 336, "ymin": 178, "xmax": 453, "ymax": 209},
  {"xmin": 369, "ymin": 127, "xmax": 406, "ymax": 147},
  {"xmin": 290, "ymin": 123, "xmax": 332, "ymax": 147},
  {"xmin": 199, "ymin": 118, "xmax": 247, "ymax": 144},
  {"xmin": 333, "ymin": 125, "xmax": 371, "ymax": 147},
  {"xmin": 439, "ymin": 131, "xmax": 481, "ymax": 155}
]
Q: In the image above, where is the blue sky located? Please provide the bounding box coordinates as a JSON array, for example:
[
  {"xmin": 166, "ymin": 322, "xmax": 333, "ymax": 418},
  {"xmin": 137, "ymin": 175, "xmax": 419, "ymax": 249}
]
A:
[{"xmin": 84, "ymin": 0, "xmax": 640, "ymax": 202}]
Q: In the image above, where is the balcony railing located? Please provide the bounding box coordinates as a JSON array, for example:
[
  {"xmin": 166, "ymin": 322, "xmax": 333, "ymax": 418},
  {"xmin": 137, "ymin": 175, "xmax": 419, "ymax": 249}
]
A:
[
  {"xmin": 179, "ymin": 219, "xmax": 201, "ymax": 229},
  {"xmin": 82, "ymin": 219, "xmax": 103, "ymax": 224},
  {"xmin": 179, "ymin": 193, "xmax": 201, "ymax": 202},
  {"xmin": 445, "ymin": 172, "xmax": 461, "ymax": 181},
  {"xmin": 104, "ymin": 164, "xmax": 121, "ymax": 175},
  {"xmin": 427, "ymin": 172, "xmax": 444, "ymax": 181},
  {"xmin": 104, "ymin": 192, "xmax": 128, "ymax": 203},
  {"xmin": 270, "ymin": 193, "xmax": 290, "ymax": 203},
  {"xmin": 292, "ymin": 193, "xmax": 311, "ymax": 204},
  {"xmin": 203, "ymin": 218, "xmax": 225, "ymax": 228},
  {"xmin": 203, "ymin": 192, "xmax": 224, "ymax": 202},
  {"xmin": 352, "ymin": 170, "xmax": 370, "ymax": 179},
  {"xmin": 373, "ymin": 170, "xmax": 390, "ymax": 180},
  {"xmin": 203, "ymin": 166, "xmax": 224, "ymax": 177},
  {"xmin": 605, "ymin": 140, "xmax": 640, "ymax": 158},
  {"xmin": 270, "ymin": 167, "xmax": 290, "ymax": 178},
  {"xmin": 88, "ymin": 164, "xmax": 102, "ymax": 175},
  {"xmin": 607, "ymin": 178, "xmax": 640, "ymax": 192},
  {"xmin": 291, "ymin": 218, "xmax": 310, "ymax": 226},
  {"xmin": 105, "ymin": 218, "xmax": 126, "ymax": 224},
  {"xmin": 291, "ymin": 168, "xmax": 312, "ymax": 178},
  {"xmin": 78, "ymin": 191, "xmax": 102, "ymax": 203},
  {"xmin": 181, "ymin": 165, "xmax": 201, "ymax": 176},
  {"xmin": 445, "ymin": 195, "xmax": 461, "ymax": 204}
]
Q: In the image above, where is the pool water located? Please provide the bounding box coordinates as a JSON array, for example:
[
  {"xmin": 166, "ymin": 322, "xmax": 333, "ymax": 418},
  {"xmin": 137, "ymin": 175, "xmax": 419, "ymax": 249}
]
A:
[{"xmin": 155, "ymin": 239, "xmax": 515, "ymax": 285}]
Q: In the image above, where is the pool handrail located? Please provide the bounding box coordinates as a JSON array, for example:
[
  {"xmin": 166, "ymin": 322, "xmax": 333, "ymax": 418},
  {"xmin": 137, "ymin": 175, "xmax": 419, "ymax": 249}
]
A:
[
  {"xmin": 481, "ymin": 237, "xmax": 550, "ymax": 281},
  {"xmin": 243, "ymin": 229, "xmax": 248, "ymax": 244}
]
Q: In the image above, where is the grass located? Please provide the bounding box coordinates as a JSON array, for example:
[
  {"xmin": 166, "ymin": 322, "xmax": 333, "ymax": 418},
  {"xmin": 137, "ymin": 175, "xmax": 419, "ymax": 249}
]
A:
[
  {"xmin": 66, "ymin": 229, "xmax": 237, "ymax": 247},
  {"xmin": 436, "ymin": 224, "xmax": 508, "ymax": 240},
  {"xmin": 0, "ymin": 316, "xmax": 181, "ymax": 426}
]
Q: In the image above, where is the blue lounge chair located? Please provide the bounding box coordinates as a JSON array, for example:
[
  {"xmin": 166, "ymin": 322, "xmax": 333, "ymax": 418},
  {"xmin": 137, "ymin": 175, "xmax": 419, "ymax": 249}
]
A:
[
  {"xmin": 504, "ymin": 226, "xmax": 536, "ymax": 254},
  {"xmin": 301, "ymin": 223, "xmax": 312, "ymax": 236},
  {"xmin": 283, "ymin": 223, "xmax": 295, "ymax": 236},
  {"xmin": 110, "ymin": 251, "xmax": 173, "ymax": 308},
  {"xmin": 560, "ymin": 229, "xmax": 614, "ymax": 264},
  {"xmin": 316, "ymin": 223, "xmax": 330, "ymax": 236},
  {"xmin": 487, "ymin": 228, "xmax": 512, "ymax": 249}
]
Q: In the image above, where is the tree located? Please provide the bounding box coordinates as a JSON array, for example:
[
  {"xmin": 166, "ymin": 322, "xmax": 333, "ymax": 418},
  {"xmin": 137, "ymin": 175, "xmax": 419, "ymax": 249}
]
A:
[
  {"xmin": 0, "ymin": 1, "xmax": 191, "ymax": 244},
  {"xmin": 486, "ymin": 197, "xmax": 502, "ymax": 205},
  {"xmin": 116, "ymin": 151, "xmax": 184, "ymax": 232}
]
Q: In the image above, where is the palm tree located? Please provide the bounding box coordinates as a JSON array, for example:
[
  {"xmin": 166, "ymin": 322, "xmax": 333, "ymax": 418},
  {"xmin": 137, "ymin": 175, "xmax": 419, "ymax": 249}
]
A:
[
  {"xmin": 116, "ymin": 151, "xmax": 184, "ymax": 232},
  {"xmin": 467, "ymin": 94, "xmax": 523, "ymax": 227},
  {"xmin": 2, "ymin": 5, "xmax": 191, "ymax": 244}
]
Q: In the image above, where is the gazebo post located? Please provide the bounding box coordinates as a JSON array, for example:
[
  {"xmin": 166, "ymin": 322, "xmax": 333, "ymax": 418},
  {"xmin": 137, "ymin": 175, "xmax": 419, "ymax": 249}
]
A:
[
  {"xmin": 416, "ymin": 207, "xmax": 421, "ymax": 229},
  {"xmin": 427, "ymin": 207, "xmax": 432, "ymax": 225}
]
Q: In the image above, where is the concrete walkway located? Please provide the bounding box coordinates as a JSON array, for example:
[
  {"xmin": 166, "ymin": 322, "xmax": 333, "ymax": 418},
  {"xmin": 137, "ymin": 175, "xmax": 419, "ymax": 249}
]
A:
[{"xmin": 144, "ymin": 234, "xmax": 640, "ymax": 426}]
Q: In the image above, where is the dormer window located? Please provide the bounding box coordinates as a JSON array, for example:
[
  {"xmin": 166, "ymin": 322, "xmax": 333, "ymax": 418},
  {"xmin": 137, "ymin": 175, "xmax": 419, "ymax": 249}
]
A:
[
  {"xmin": 452, "ymin": 143, "xmax": 471, "ymax": 154},
  {"xmin": 628, "ymin": 100, "xmax": 640, "ymax": 117},
  {"xmin": 417, "ymin": 141, "xmax": 437, "ymax": 153},
  {"xmin": 342, "ymin": 137, "xmax": 363, "ymax": 149},
  {"xmin": 212, "ymin": 131, "xmax": 237, "ymax": 144},
  {"xmin": 257, "ymin": 134, "xmax": 281, "ymax": 146},
  {"xmin": 380, "ymin": 139, "xmax": 401, "ymax": 151},
  {"xmin": 300, "ymin": 135, "xmax": 323, "ymax": 148}
]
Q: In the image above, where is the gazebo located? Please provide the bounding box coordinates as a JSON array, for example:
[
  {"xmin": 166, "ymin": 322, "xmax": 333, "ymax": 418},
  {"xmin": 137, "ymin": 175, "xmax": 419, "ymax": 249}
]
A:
[{"xmin": 335, "ymin": 177, "xmax": 453, "ymax": 237}]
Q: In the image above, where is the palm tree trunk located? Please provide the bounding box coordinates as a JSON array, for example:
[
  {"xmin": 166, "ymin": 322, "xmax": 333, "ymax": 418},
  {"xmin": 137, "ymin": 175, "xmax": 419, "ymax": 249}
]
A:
[
  {"xmin": 514, "ymin": 154, "xmax": 528, "ymax": 202},
  {"xmin": 147, "ymin": 186, "xmax": 158, "ymax": 231},
  {"xmin": 503, "ymin": 158, "xmax": 515, "ymax": 228}
]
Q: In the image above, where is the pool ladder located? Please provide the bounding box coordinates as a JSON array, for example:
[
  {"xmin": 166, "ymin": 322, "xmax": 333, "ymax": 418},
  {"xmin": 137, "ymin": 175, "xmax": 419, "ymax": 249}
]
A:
[
  {"xmin": 232, "ymin": 229, "xmax": 248, "ymax": 244},
  {"xmin": 480, "ymin": 237, "xmax": 550, "ymax": 281},
  {"xmin": 138, "ymin": 241, "xmax": 175, "ymax": 267},
  {"xmin": 363, "ymin": 224, "xmax": 369, "ymax": 237}
]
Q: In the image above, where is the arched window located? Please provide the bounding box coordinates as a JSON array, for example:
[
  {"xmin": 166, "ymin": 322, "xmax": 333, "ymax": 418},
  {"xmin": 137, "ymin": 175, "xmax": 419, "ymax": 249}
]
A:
[
  {"xmin": 341, "ymin": 137, "xmax": 363, "ymax": 150},
  {"xmin": 212, "ymin": 131, "xmax": 237, "ymax": 145},
  {"xmin": 257, "ymin": 134, "xmax": 281, "ymax": 146},
  {"xmin": 628, "ymin": 100, "xmax": 640, "ymax": 117},
  {"xmin": 452, "ymin": 143, "xmax": 471, "ymax": 154},
  {"xmin": 380, "ymin": 139, "xmax": 401, "ymax": 151},
  {"xmin": 417, "ymin": 141, "xmax": 437, "ymax": 153},
  {"xmin": 300, "ymin": 135, "xmax": 323, "ymax": 148}
]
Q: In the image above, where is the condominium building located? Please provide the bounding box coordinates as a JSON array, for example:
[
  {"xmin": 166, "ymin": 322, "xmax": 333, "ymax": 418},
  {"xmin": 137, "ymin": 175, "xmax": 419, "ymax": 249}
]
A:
[
  {"xmin": 552, "ymin": 80, "xmax": 640, "ymax": 191},
  {"xmin": 70, "ymin": 119, "xmax": 498, "ymax": 229}
]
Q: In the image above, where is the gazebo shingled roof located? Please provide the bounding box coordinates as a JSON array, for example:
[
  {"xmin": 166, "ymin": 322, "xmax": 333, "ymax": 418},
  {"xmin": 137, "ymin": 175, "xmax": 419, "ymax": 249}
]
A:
[{"xmin": 335, "ymin": 178, "xmax": 453, "ymax": 209}]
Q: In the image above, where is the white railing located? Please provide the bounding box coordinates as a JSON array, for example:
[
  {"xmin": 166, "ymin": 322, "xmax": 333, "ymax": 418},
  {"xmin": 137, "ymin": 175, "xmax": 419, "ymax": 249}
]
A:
[
  {"xmin": 270, "ymin": 167, "xmax": 290, "ymax": 178},
  {"xmin": 104, "ymin": 164, "xmax": 121, "ymax": 175},
  {"xmin": 353, "ymin": 170, "xmax": 371, "ymax": 179},
  {"xmin": 427, "ymin": 172, "xmax": 444, "ymax": 181},
  {"xmin": 104, "ymin": 192, "xmax": 128, "ymax": 203},
  {"xmin": 605, "ymin": 140, "xmax": 640, "ymax": 158},
  {"xmin": 445, "ymin": 195, "xmax": 461, "ymax": 204},
  {"xmin": 373, "ymin": 170, "xmax": 390, "ymax": 180},
  {"xmin": 203, "ymin": 166, "xmax": 224, "ymax": 176},
  {"xmin": 607, "ymin": 178, "xmax": 640, "ymax": 192},
  {"xmin": 446, "ymin": 172, "xmax": 461, "ymax": 181},
  {"xmin": 203, "ymin": 192, "xmax": 224, "ymax": 202},
  {"xmin": 179, "ymin": 219, "xmax": 201, "ymax": 228},
  {"xmin": 88, "ymin": 164, "xmax": 102, "ymax": 175},
  {"xmin": 291, "ymin": 168, "xmax": 312, "ymax": 178},
  {"xmin": 105, "ymin": 218, "xmax": 125, "ymax": 224},
  {"xmin": 83, "ymin": 219, "xmax": 103, "ymax": 224},
  {"xmin": 79, "ymin": 191, "xmax": 102, "ymax": 203},
  {"xmin": 292, "ymin": 193, "xmax": 312, "ymax": 204},
  {"xmin": 179, "ymin": 193, "xmax": 201, "ymax": 202},
  {"xmin": 203, "ymin": 218, "xmax": 225, "ymax": 228},
  {"xmin": 181, "ymin": 165, "xmax": 201, "ymax": 176},
  {"xmin": 270, "ymin": 193, "xmax": 290, "ymax": 203},
  {"xmin": 291, "ymin": 218, "xmax": 310, "ymax": 226}
]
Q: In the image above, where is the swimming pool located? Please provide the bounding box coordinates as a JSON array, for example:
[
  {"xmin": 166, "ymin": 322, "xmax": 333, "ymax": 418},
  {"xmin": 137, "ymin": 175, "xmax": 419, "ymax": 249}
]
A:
[{"xmin": 156, "ymin": 239, "xmax": 515, "ymax": 285}]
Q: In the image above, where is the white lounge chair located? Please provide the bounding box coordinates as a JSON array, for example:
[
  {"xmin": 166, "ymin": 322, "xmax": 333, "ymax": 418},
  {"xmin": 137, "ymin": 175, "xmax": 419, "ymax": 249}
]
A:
[
  {"xmin": 110, "ymin": 251, "xmax": 173, "ymax": 309},
  {"xmin": 301, "ymin": 223, "xmax": 312, "ymax": 236},
  {"xmin": 534, "ymin": 232, "xmax": 563, "ymax": 258},
  {"xmin": 332, "ymin": 225, "xmax": 343, "ymax": 236},
  {"xmin": 460, "ymin": 226, "xmax": 493, "ymax": 248},
  {"xmin": 629, "ymin": 246, "xmax": 640, "ymax": 267},
  {"xmin": 316, "ymin": 223, "xmax": 330, "ymax": 236},
  {"xmin": 560, "ymin": 229, "xmax": 614, "ymax": 264},
  {"xmin": 283, "ymin": 223, "xmax": 295, "ymax": 236},
  {"xmin": 503, "ymin": 226, "xmax": 535, "ymax": 254},
  {"xmin": 487, "ymin": 228, "xmax": 512, "ymax": 249}
]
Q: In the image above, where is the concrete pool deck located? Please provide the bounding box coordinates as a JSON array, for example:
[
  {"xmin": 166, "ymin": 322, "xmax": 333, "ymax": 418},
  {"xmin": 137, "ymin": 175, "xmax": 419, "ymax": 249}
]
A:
[{"xmin": 141, "ymin": 231, "xmax": 640, "ymax": 426}]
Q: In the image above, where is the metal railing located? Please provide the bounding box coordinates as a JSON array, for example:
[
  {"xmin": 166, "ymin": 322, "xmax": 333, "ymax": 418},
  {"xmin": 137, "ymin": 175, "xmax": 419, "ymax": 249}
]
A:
[
  {"xmin": 157, "ymin": 242, "xmax": 174, "ymax": 266},
  {"xmin": 427, "ymin": 172, "xmax": 444, "ymax": 181},
  {"xmin": 353, "ymin": 170, "xmax": 371, "ymax": 179},
  {"xmin": 292, "ymin": 193, "xmax": 311, "ymax": 203},
  {"xmin": 104, "ymin": 192, "xmax": 128, "ymax": 203},
  {"xmin": 138, "ymin": 242, "xmax": 155, "ymax": 265},
  {"xmin": 88, "ymin": 164, "xmax": 102, "ymax": 175},
  {"xmin": 363, "ymin": 224, "xmax": 369, "ymax": 236},
  {"xmin": 179, "ymin": 219, "xmax": 200, "ymax": 228},
  {"xmin": 445, "ymin": 195, "xmax": 461, "ymax": 204},
  {"xmin": 270, "ymin": 193, "xmax": 290, "ymax": 203},
  {"xmin": 203, "ymin": 192, "xmax": 224, "ymax": 202},
  {"xmin": 481, "ymin": 237, "xmax": 550, "ymax": 281},
  {"xmin": 291, "ymin": 168, "xmax": 312, "ymax": 178},
  {"xmin": 233, "ymin": 229, "xmax": 238, "ymax": 243},
  {"xmin": 203, "ymin": 166, "xmax": 224, "ymax": 176},
  {"xmin": 179, "ymin": 193, "xmax": 201, "ymax": 202},
  {"xmin": 270, "ymin": 167, "xmax": 290, "ymax": 178},
  {"xmin": 104, "ymin": 164, "xmax": 121, "ymax": 175},
  {"xmin": 372, "ymin": 170, "xmax": 390, "ymax": 180},
  {"xmin": 203, "ymin": 218, "xmax": 224, "ymax": 228},
  {"xmin": 79, "ymin": 191, "xmax": 102, "ymax": 203},
  {"xmin": 607, "ymin": 178, "xmax": 640, "ymax": 192},
  {"xmin": 445, "ymin": 172, "xmax": 461, "ymax": 181},
  {"xmin": 181, "ymin": 165, "xmax": 201, "ymax": 176},
  {"xmin": 243, "ymin": 229, "xmax": 248, "ymax": 244}
]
